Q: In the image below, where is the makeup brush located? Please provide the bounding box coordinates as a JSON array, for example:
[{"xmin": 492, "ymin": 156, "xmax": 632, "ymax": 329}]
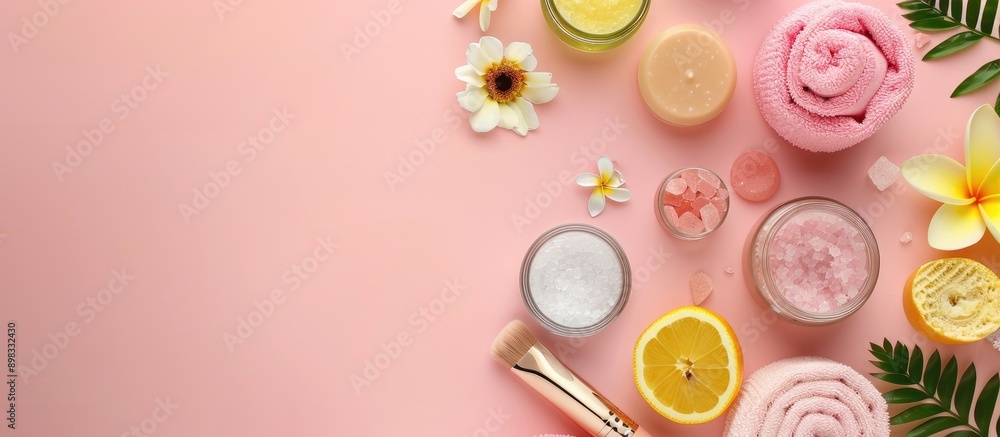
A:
[{"xmin": 491, "ymin": 320, "xmax": 654, "ymax": 437}]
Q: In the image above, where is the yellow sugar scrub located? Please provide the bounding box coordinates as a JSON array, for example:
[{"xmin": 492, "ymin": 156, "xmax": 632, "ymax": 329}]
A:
[
  {"xmin": 541, "ymin": 0, "xmax": 649, "ymax": 52},
  {"xmin": 553, "ymin": 0, "xmax": 641, "ymax": 34},
  {"xmin": 903, "ymin": 258, "xmax": 1000, "ymax": 344}
]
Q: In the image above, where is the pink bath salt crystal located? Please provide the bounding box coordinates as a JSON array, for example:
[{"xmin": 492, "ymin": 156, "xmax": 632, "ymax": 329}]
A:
[
  {"xmin": 665, "ymin": 177, "xmax": 688, "ymax": 195},
  {"xmin": 900, "ymin": 231, "xmax": 912, "ymax": 244},
  {"xmin": 676, "ymin": 211, "xmax": 705, "ymax": 234},
  {"xmin": 767, "ymin": 210, "xmax": 868, "ymax": 313},
  {"xmin": 724, "ymin": 266, "xmax": 735, "ymax": 274},
  {"xmin": 717, "ymin": 187, "xmax": 729, "ymax": 200},
  {"xmin": 868, "ymin": 156, "xmax": 900, "ymax": 191},
  {"xmin": 915, "ymin": 32, "xmax": 930, "ymax": 48},
  {"xmin": 988, "ymin": 330, "xmax": 1000, "ymax": 353},
  {"xmin": 690, "ymin": 272, "xmax": 714, "ymax": 305},
  {"xmin": 700, "ymin": 203, "xmax": 722, "ymax": 230},
  {"xmin": 730, "ymin": 151, "xmax": 780, "ymax": 202},
  {"xmin": 691, "ymin": 195, "xmax": 712, "ymax": 213}
]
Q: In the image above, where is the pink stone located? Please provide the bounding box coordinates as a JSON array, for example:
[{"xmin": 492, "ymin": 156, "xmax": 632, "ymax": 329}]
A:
[
  {"xmin": 730, "ymin": 151, "xmax": 780, "ymax": 202},
  {"xmin": 690, "ymin": 272, "xmax": 714, "ymax": 305},
  {"xmin": 700, "ymin": 203, "xmax": 721, "ymax": 230},
  {"xmin": 666, "ymin": 178, "xmax": 688, "ymax": 195},
  {"xmin": 676, "ymin": 211, "xmax": 706, "ymax": 234}
]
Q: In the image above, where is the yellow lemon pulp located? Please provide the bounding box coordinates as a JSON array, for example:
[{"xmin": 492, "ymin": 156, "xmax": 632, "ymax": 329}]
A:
[{"xmin": 633, "ymin": 306, "xmax": 742, "ymax": 424}]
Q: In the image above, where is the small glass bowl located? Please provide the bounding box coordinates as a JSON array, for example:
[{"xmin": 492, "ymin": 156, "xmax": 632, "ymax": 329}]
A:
[
  {"xmin": 744, "ymin": 197, "xmax": 880, "ymax": 326},
  {"xmin": 655, "ymin": 167, "xmax": 730, "ymax": 240},
  {"xmin": 520, "ymin": 224, "xmax": 632, "ymax": 337},
  {"xmin": 540, "ymin": 0, "xmax": 650, "ymax": 52}
]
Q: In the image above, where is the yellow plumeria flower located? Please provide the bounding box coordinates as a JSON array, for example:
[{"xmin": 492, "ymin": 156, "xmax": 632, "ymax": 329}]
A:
[
  {"xmin": 453, "ymin": 0, "xmax": 497, "ymax": 31},
  {"xmin": 902, "ymin": 104, "xmax": 1000, "ymax": 250},
  {"xmin": 576, "ymin": 155, "xmax": 631, "ymax": 217}
]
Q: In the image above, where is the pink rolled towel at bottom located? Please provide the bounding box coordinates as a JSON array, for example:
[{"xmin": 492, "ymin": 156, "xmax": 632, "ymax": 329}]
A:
[
  {"xmin": 754, "ymin": 0, "xmax": 914, "ymax": 153},
  {"xmin": 723, "ymin": 356, "xmax": 889, "ymax": 437}
]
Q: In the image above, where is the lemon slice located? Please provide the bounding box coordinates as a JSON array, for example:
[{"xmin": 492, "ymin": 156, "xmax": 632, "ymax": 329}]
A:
[
  {"xmin": 633, "ymin": 306, "xmax": 742, "ymax": 424},
  {"xmin": 903, "ymin": 258, "xmax": 1000, "ymax": 344}
]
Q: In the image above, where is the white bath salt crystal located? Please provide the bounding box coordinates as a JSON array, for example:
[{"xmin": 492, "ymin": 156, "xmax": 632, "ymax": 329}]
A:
[
  {"xmin": 900, "ymin": 231, "xmax": 913, "ymax": 244},
  {"xmin": 528, "ymin": 231, "xmax": 623, "ymax": 328},
  {"xmin": 724, "ymin": 266, "xmax": 735, "ymax": 274},
  {"xmin": 988, "ymin": 330, "xmax": 1000, "ymax": 352},
  {"xmin": 690, "ymin": 272, "xmax": 714, "ymax": 305},
  {"xmin": 915, "ymin": 32, "xmax": 931, "ymax": 48},
  {"xmin": 868, "ymin": 156, "xmax": 900, "ymax": 191}
]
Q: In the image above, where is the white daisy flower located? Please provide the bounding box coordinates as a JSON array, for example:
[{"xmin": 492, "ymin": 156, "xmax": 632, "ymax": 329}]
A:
[
  {"xmin": 453, "ymin": 0, "xmax": 498, "ymax": 32},
  {"xmin": 455, "ymin": 36, "xmax": 559, "ymax": 136},
  {"xmin": 576, "ymin": 155, "xmax": 631, "ymax": 217}
]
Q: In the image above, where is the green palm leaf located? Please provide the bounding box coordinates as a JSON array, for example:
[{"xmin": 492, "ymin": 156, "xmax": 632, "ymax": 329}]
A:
[
  {"xmin": 870, "ymin": 339, "xmax": 1000, "ymax": 437},
  {"xmin": 952, "ymin": 59, "xmax": 1000, "ymax": 97},
  {"xmin": 924, "ymin": 31, "xmax": 984, "ymax": 60},
  {"xmin": 974, "ymin": 374, "xmax": 998, "ymax": 434}
]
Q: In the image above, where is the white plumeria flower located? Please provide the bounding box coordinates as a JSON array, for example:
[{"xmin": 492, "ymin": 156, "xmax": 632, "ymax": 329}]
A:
[
  {"xmin": 453, "ymin": 0, "xmax": 497, "ymax": 31},
  {"xmin": 576, "ymin": 155, "xmax": 631, "ymax": 217},
  {"xmin": 455, "ymin": 36, "xmax": 559, "ymax": 136}
]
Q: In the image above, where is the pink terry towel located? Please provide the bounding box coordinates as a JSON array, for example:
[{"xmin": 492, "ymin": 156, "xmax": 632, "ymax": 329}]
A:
[
  {"xmin": 723, "ymin": 356, "xmax": 889, "ymax": 437},
  {"xmin": 753, "ymin": 0, "xmax": 914, "ymax": 153}
]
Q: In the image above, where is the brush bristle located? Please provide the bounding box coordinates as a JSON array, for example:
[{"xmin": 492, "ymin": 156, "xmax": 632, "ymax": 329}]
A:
[{"xmin": 490, "ymin": 320, "xmax": 537, "ymax": 367}]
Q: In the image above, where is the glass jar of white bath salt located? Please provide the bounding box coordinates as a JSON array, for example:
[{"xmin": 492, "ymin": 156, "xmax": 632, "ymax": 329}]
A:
[
  {"xmin": 521, "ymin": 224, "xmax": 632, "ymax": 337},
  {"xmin": 744, "ymin": 197, "xmax": 880, "ymax": 326}
]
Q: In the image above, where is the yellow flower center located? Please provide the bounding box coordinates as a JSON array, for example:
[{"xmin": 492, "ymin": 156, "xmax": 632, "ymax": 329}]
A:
[{"xmin": 484, "ymin": 59, "xmax": 526, "ymax": 104}]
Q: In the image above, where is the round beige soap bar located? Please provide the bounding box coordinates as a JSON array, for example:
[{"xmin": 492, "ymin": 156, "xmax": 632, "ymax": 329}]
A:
[{"xmin": 638, "ymin": 24, "xmax": 736, "ymax": 126}]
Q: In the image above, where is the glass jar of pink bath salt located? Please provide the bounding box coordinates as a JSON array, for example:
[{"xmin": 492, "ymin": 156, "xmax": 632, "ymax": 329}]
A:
[
  {"xmin": 655, "ymin": 167, "xmax": 730, "ymax": 240},
  {"xmin": 744, "ymin": 197, "xmax": 880, "ymax": 325}
]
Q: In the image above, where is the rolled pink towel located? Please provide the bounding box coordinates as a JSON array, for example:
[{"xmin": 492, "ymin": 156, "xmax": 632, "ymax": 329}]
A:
[
  {"xmin": 723, "ymin": 356, "xmax": 889, "ymax": 437},
  {"xmin": 754, "ymin": 0, "xmax": 914, "ymax": 153}
]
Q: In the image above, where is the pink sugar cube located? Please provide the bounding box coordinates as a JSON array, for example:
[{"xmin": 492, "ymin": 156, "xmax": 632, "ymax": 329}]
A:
[
  {"xmin": 676, "ymin": 211, "xmax": 706, "ymax": 234},
  {"xmin": 681, "ymin": 170, "xmax": 700, "ymax": 190},
  {"xmin": 663, "ymin": 205, "xmax": 679, "ymax": 223},
  {"xmin": 700, "ymin": 204, "xmax": 721, "ymax": 230},
  {"xmin": 663, "ymin": 190, "xmax": 683, "ymax": 206},
  {"xmin": 697, "ymin": 179, "xmax": 719, "ymax": 197},
  {"xmin": 697, "ymin": 169, "xmax": 721, "ymax": 188},
  {"xmin": 682, "ymin": 187, "xmax": 697, "ymax": 201},
  {"xmin": 691, "ymin": 196, "xmax": 712, "ymax": 214},
  {"xmin": 666, "ymin": 178, "xmax": 687, "ymax": 195},
  {"xmin": 711, "ymin": 198, "xmax": 728, "ymax": 215},
  {"xmin": 689, "ymin": 272, "xmax": 714, "ymax": 305}
]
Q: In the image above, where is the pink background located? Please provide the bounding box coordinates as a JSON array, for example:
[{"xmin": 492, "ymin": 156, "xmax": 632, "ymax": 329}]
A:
[{"xmin": 2, "ymin": 0, "xmax": 1000, "ymax": 435}]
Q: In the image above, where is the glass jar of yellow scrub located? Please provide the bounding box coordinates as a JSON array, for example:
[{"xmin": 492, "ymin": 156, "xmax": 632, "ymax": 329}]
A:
[{"xmin": 541, "ymin": 0, "xmax": 650, "ymax": 52}]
